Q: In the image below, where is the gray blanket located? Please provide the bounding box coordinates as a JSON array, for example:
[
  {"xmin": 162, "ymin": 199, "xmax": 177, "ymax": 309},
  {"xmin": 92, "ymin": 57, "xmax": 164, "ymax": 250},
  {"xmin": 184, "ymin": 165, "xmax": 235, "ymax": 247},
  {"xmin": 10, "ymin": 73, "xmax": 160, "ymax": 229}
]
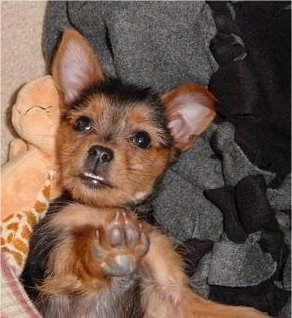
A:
[{"xmin": 42, "ymin": 2, "xmax": 290, "ymax": 317}]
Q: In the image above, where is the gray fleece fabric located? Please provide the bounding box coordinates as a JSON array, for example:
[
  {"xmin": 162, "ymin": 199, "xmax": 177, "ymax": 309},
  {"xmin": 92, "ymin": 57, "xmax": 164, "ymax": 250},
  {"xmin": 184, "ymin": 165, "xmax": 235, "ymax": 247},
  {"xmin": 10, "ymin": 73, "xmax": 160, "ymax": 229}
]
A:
[
  {"xmin": 42, "ymin": 2, "xmax": 290, "ymax": 317},
  {"xmin": 43, "ymin": 1, "xmax": 217, "ymax": 93}
]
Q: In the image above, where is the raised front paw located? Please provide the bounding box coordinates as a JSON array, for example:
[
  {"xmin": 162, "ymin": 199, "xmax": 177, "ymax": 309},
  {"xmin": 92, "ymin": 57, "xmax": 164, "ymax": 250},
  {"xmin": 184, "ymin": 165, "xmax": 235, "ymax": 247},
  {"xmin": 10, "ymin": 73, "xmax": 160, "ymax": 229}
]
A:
[{"xmin": 92, "ymin": 211, "xmax": 149, "ymax": 277}]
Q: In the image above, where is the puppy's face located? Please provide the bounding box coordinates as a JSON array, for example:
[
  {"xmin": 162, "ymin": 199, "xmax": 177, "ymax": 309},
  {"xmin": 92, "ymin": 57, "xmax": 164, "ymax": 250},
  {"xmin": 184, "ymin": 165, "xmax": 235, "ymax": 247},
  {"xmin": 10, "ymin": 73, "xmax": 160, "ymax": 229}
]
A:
[
  {"xmin": 52, "ymin": 29, "xmax": 216, "ymax": 208},
  {"xmin": 57, "ymin": 81, "xmax": 174, "ymax": 207}
]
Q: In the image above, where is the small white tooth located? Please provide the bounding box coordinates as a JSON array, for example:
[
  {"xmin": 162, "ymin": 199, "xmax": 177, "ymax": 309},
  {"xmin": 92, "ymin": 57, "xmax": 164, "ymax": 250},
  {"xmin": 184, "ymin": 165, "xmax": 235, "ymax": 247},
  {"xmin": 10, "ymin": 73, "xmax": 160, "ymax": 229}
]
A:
[{"xmin": 84, "ymin": 172, "xmax": 104, "ymax": 181}]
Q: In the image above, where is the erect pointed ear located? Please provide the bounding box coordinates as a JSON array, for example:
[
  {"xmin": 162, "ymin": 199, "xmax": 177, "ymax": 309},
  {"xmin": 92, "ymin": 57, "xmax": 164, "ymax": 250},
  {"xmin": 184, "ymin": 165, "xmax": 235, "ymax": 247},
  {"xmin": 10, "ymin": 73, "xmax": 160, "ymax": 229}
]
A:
[
  {"xmin": 161, "ymin": 84, "xmax": 216, "ymax": 153},
  {"xmin": 52, "ymin": 28, "xmax": 104, "ymax": 105}
]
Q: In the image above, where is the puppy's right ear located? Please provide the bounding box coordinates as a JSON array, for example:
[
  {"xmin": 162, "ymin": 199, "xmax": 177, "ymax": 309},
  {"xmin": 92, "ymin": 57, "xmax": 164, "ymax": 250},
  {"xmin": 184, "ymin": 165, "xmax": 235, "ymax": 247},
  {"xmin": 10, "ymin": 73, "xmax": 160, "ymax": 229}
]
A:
[
  {"xmin": 161, "ymin": 84, "xmax": 216, "ymax": 153},
  {"xmin": 52, "ymin": 29, "xmax": 104, "ymax": 104}
]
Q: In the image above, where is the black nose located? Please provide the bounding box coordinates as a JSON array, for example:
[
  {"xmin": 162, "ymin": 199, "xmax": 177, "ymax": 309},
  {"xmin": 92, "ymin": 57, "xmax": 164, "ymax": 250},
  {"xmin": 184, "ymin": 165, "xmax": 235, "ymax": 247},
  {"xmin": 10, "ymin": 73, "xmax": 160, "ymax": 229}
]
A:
[{"xmin": 87, "ymin": 145, "xmax": 114, "ymax": 166}]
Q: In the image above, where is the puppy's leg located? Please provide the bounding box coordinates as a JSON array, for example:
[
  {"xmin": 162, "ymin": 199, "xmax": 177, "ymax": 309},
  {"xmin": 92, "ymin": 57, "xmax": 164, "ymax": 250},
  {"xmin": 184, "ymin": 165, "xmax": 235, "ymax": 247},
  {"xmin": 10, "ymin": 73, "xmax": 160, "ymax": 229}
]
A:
[
  {"xmin": 39, "ymin": 204, "xmax": 149, "ymax": 296},
  {"xmin": 140, "ymin": 227, "xmax": 270, "ymax": 318}
]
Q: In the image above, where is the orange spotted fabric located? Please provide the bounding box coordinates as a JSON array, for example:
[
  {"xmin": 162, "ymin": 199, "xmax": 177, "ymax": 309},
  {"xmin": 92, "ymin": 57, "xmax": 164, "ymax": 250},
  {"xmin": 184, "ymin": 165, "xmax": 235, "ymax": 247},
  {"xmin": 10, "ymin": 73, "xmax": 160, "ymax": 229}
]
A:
[{"xmin": 1, "ymin": 171, "xmax": 54, "ymax": 276}]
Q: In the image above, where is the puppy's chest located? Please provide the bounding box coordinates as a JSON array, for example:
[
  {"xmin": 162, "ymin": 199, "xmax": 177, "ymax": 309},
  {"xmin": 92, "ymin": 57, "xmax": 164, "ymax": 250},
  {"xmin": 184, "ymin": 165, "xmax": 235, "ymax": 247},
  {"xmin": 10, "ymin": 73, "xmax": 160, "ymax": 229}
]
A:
[{"xmin": 44, "ymin": 276, "xmax": 143, "ymax": 318}]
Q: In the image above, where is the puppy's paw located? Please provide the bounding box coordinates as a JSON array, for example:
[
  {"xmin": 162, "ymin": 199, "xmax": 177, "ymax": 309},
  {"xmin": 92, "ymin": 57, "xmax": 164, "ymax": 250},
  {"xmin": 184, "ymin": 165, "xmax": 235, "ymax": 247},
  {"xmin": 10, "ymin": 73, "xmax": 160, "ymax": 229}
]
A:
[{"xmin": 92, "ymin": 211, "xmax": 149, "ymax": 277}]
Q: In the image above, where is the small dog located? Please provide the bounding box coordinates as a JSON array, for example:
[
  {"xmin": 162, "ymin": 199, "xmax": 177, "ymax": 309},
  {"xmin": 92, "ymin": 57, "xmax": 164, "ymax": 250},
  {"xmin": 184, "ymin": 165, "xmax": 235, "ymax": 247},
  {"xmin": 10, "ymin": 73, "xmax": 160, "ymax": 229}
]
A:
[{"xmin": 21, "ymin": 29, "xmax": 269, "ymax": 318}]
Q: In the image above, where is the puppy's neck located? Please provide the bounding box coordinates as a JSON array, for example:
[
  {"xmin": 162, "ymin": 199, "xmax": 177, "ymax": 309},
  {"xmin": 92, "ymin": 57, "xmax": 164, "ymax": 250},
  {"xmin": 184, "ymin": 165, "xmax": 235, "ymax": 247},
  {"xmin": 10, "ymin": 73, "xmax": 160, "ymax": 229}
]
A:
[
  {"xmin": 122, "ymin": 196, "xmax": 157, "ymax": 225},
  {"xmin": 58, "ymin": 190, "xmax": 156, "ymax": 225}
]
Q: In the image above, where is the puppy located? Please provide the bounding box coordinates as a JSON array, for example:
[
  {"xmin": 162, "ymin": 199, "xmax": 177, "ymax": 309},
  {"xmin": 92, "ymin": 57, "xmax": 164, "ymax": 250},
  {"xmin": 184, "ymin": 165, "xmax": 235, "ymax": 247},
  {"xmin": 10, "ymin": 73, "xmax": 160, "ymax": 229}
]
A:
[{"xmin": 20, "ymin": 29, "xmax": 269, "ymax": 318}]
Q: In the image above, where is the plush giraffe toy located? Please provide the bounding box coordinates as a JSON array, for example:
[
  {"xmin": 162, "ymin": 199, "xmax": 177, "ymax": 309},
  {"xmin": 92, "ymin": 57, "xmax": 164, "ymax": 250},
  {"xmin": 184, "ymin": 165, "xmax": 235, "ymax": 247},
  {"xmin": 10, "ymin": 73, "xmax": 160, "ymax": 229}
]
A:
[{"xmin": 1, "ymin": 76, "xmax": 62, "ymax": 276}]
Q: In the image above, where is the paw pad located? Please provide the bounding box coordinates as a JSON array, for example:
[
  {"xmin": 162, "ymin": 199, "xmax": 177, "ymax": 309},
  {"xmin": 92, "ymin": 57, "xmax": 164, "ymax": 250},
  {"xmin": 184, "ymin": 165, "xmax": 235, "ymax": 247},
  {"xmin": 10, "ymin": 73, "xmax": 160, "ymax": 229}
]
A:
[{"xmin": 92, "ymin": 212, "xmax": 149, "ymax": 276}]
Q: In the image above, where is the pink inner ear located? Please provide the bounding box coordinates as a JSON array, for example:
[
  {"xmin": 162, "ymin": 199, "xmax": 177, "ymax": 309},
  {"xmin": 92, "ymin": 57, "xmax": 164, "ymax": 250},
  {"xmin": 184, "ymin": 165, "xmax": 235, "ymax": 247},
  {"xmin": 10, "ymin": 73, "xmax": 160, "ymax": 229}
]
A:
[
  {"xmin": 161, "ymin": 84, "xmax": 216, "ymax": 151},
  {"xmin": 168, "ymin": 117, "xmax": 189, "ymax": 144},
  {"xmin": 52, "ymin": 29, "xmax": 104, "ymax": 104},
  {"xmin": 60, "ymin": 40, "xmax": 100, "ymax": 103},
  {"xmin": 60, "ymin": 42, "xmax": 89, "ymax": 102},
  {"xmin": 168, "ymin": 98, "xmax": 215, "ymax": 144}
]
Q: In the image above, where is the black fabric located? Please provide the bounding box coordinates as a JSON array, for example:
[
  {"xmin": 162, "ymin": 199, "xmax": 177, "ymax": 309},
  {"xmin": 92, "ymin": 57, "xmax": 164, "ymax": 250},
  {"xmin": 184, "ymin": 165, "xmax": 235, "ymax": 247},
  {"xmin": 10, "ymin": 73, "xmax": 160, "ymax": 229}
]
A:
[
  {"xmin": 176, "ymin": 238, "xmax": 213, "ymax": 277},
  {"xmin": 209, "ymin": 281, "xmax": 290, "ymax": 317},
  {"xmin": 203, "ymin": 2, "xmax": 291, "ymax": 314},
  {"xmin": 205, "ymin": 175, "xmax": 289, "ymax": 282},
  {"xmin": 208, "ymin": 1, "xmax": 291, "ymax": 186},
  {"xmin": 204, "ymin": 185, "xmax": 248, "ymax": 243}
]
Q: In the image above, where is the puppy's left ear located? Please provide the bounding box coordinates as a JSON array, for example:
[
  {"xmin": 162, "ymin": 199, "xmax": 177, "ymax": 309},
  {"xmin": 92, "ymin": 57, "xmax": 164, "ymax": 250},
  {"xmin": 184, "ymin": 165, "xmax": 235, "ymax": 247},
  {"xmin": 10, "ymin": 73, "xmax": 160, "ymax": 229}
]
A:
[{"xmin": 161, "ymin": 84, "xmax": 216, "ymax": 152}]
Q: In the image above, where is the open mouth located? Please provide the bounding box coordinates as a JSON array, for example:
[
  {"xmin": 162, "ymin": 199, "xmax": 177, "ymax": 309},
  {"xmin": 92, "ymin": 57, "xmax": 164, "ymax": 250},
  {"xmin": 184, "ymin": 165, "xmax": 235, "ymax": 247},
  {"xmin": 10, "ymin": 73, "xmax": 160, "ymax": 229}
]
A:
[{"xmin": 80, "ymin": 171, "xmax": 112, "ymax": 188}]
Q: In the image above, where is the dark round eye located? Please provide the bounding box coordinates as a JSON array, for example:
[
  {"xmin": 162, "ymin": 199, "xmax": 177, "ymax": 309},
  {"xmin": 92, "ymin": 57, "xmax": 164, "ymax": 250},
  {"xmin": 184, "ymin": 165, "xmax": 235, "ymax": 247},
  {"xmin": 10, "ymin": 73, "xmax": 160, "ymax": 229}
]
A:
[
  {"xmin": 132, "ymin": 131, "xmax": 151, "ymax": 149},
  {"xmin": 74, "ymin": 116, "xmax": 93, "ymax": 133}
]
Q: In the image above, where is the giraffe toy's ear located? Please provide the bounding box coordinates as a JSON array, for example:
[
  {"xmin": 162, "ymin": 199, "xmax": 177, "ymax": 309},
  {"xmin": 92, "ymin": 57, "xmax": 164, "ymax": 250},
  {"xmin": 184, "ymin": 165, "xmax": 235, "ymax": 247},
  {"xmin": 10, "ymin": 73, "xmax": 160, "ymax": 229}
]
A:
[{"xmin": 161, "ymin": 84, "xmax": 216, "ymax": 152}]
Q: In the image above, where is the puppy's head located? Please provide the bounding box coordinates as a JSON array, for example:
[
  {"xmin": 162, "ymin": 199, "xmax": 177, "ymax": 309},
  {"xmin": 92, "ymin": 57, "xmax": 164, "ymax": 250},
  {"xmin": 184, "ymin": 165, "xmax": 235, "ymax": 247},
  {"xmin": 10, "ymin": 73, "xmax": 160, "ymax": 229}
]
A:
[{"xmin": 52, "ymin": 29, "xmax": 216, "ymax": 208}]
